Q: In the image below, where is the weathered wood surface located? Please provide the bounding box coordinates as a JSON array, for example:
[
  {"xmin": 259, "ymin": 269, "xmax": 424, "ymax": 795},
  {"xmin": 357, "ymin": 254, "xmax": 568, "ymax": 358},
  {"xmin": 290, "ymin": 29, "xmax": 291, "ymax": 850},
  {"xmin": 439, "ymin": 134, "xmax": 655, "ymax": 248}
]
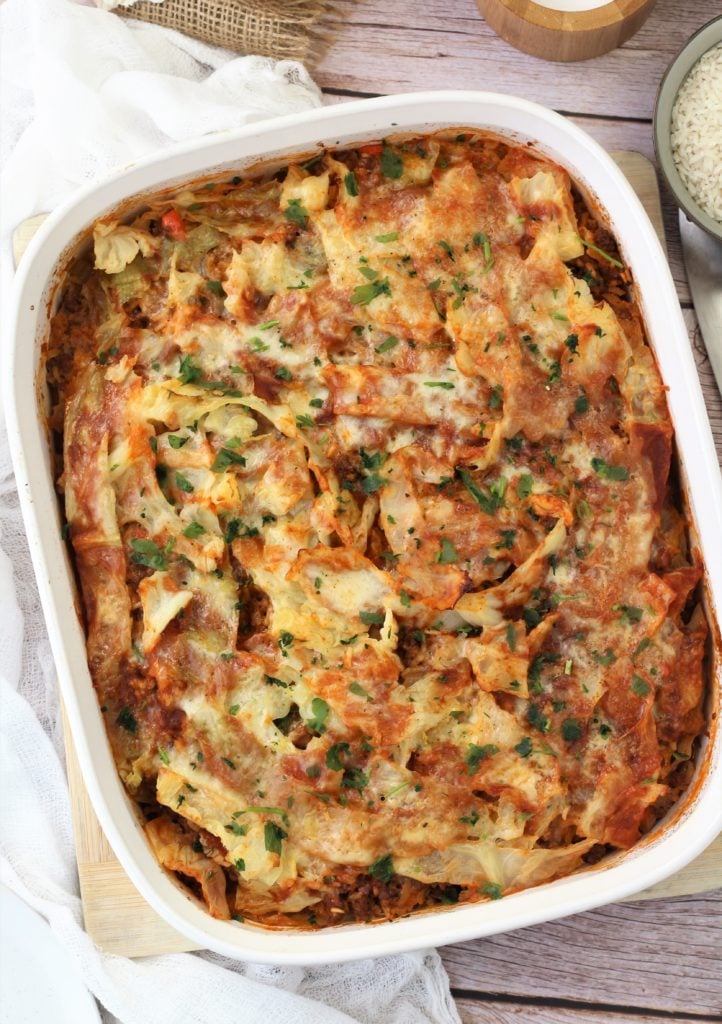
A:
[{"xmin": 442, "ymin": 891, "xmax": 722, "ymax": 1018}]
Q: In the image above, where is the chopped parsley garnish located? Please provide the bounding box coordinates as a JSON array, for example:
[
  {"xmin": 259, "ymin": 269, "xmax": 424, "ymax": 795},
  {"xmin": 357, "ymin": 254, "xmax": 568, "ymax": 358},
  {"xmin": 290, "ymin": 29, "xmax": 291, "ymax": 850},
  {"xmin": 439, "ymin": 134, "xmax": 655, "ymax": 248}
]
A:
[
  {"xmin": 130, "ymin": 537, "xmax": 173, "ymax": 571},
  {"xmin": 424, "ymin": 380, "xmax": 455, "ymax": 390},
  {"xmin": 222, "ymin": 757, "xmax": 236, "ymax": 770},
  {"xmin": 309, "ymin": 397, "xmax": 324, "ymax": 408},
  {"xmin": 633, "ymin": 637, "xmax": 651, "ymax": 659},
  {"xmin": 593, "ymin": 648, "xmax": 617, "ymax": 666},
  {"xmin": 437, "ymin": 240, "xmax": 455, "ymax": 260},
  {"xmin": 206, "ymin": 280, "xmax": 225, "ymax": 297},
  {"xmin": 528, "ymin": 652, "xmax": 561, "ymax": 692},
  {"xmin": 178, "ymin": 354, "xmax": 201, "ymax": 385},
  {"xmin": 257, "ymin": 319, "xmax": 279, "ymax": 330},
  {"xmin": 228, "ymin": 704, "xmax": 240, "ymax": 716},
  {"xmin": 168, "ymin": 434, "xmax": 189, "ymax": 449},
  {"xmin": 561, "ymin": 718, "xmax": 582, "ymax": 742},
  {"xmin": 349, "ymin": 681, "xmax": 373, "ymax": 702},
  {"xmin": 457, "ymin": 468, "xmax": 505, "ymax": 516},
  {"xmin": 552, "ymin": 311, "xmax": 569, "ymax": 322},
  {"xmin": 264, "ymin": 674, "xmax": 289, "ymax": 688},
  {"xmin": 473, "ymin": 232, "xmax": 492, "ymax": 264},
  {"xmin": 631, "ymin": 674, "xmax": 651, "ymax": 697},
  {"xmin": 264, "ymin": 821, "xmax": 288, "ymax": 855},
  {"xmin": 326, "ymin": 742, "xmax": 350, "ymax": 771},
  {"xmin": 375, "ymin": 335, "xmax": 399, "ymax": 354},
  {"xmin": 564, "ymin": 333, "xmax": 579, "ymax": 354},
  {"xmin": 175, "ymin": 472, "xmax": 194, "ymax": 493},
  {"xmin": 489, "ymin": 383, "xmax": 503, "ymax": 410},
  {"xmin": 375, "ymin": 231, "xmax": 398, "ymax": 243},
  {"xmin": 283, "ymin": 198, "xmax": 309, "ymax": 228},
  {"xmin": 577, "ymin": 234, "xmax": 624, "ymax": 269},
  {"xmin": 400, "ymin": 590, "xmax": 412, "ymax": 608},
  {"xmin": 516, "ymin": 473, "xmax": 533, "ymax": 499},
  {"xmin": 436, "ymin": 537, "xmax": 458, "ymax": 564},
  {"xmin": 116, "ymin": 707, "xmax": 137, "ymax": 733},
  {"xmin": 506, "ymin": 623, "xmax": 516, "ymax": 652},
  {"xmin": 212, "ymin": 447, "xmax": 247, "ymax": 472},
  {"xmin": 360, "ymin": 610, "xmax": 385, "ymax": 626},
  {"xmin": 369, "ymin": 854, "xmax": 394, "ymax": 883},
  {"xmin": 344, "ymin": 171, "xmax": 359, "ymax": 197},
  {"xmin": 481, "ymin": 882, "xmax": 503, "ymax": 900},
  {"xmin": 465, "ymin": 743, "xmax": 499, "ymax": 774},
  {"xmin": 380, "ymin": 144, "xmax": 403, "ymax": 179},
  {"xmin": 278, "ymin": 631, "xmax": 294, "ymax": 649},
  {"xmin": 307, "ymin": 697, "xmax": 330, "ymax": 733},
  {"xmin": 234, "ymin": 858, "xmax": 246, "ymax": 872},
  {"xmin": 496, "ymin": 529, "xmax": 516, "ymax": 550},
  {"xmin": 527, "ymin": 703, "xmax": 551, "ymax": 733},
  {"xmin": 274, "ymin": 366, "xmax": 293, "ymax": 382},
  {"xmin": 591, "ymin": 456, "xmax": 629, "ymax": 481},
  {"xmin": 514, "ymin": 737, "xmax": 533, "ymax": 757},
  {"xmin": 350, "ymin": 277, "xmax": 391, "ymax": 306},
  {"xmin": 614, "ymin": 604, "xmax": 644, "ymax": 625},
  {"xmin": 575, "ymin": 393, "xmax": 590, "ymax": 414},
  {"xmin": 182, "ymin": 521, "xmax": 204, "ymax": 539},
  {"xmin": 296, "ymin": 414, "xmax": 315, "ymax": 428},
  {"xmin": 341, "ymin": 767, "xmax": 369, "ymax": 792}
]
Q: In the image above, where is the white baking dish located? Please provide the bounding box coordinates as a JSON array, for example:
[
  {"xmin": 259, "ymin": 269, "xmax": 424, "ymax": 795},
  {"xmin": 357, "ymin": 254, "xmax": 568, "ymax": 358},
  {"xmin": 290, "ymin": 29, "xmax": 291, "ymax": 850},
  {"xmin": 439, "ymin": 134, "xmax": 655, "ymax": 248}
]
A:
[{"xmin": 5, "ymin": 92, "xmax": 722, "ymax": 964}]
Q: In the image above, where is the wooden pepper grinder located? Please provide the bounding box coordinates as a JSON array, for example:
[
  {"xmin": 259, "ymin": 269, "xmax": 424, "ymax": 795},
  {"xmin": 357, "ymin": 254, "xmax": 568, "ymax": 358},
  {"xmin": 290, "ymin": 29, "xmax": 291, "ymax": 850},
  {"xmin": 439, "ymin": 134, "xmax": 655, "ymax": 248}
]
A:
[{"xmin": 477, "ymin": 0, "xmax": 658, "ymax": 62}]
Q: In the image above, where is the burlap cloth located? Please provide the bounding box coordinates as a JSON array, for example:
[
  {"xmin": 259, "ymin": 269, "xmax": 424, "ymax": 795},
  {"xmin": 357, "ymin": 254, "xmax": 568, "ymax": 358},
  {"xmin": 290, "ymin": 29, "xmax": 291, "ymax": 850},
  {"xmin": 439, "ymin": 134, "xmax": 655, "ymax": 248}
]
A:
[{"xmin": 119, "ymin": 0, "xmax": 332, "ymax": 63}]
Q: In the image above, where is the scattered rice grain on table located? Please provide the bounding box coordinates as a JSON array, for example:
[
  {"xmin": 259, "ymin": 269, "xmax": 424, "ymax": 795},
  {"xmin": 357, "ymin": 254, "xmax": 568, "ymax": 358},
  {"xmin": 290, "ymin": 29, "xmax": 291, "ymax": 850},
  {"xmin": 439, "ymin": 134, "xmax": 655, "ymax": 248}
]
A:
[{"xmin": 670, "ymin": 43, "xmax": 722, "ymax": 223}]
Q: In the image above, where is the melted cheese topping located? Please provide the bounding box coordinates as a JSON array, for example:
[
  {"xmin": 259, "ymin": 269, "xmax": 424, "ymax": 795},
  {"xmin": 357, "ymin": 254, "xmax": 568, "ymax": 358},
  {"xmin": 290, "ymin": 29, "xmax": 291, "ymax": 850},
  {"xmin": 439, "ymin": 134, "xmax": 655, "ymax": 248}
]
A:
[{"xmin": 51, "ymin": 133, "xmax": 707, "ymax": 929}]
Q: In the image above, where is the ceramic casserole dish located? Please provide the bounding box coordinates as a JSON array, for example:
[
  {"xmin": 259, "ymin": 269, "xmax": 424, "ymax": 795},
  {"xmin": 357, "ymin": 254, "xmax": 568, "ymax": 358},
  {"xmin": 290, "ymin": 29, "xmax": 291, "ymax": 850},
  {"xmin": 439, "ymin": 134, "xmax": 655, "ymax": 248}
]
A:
[{"xmin": 5, "ymin": 92, "xmax": 722, "ymax": 964}]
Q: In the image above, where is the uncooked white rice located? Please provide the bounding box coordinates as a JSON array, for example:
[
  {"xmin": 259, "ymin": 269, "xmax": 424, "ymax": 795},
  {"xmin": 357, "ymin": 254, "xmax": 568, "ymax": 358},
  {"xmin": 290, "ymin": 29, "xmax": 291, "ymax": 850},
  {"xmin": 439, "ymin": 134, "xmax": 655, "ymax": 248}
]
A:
[{"xmin": 670, "ymin": 43, "xmax": 722, "ymax": 224}]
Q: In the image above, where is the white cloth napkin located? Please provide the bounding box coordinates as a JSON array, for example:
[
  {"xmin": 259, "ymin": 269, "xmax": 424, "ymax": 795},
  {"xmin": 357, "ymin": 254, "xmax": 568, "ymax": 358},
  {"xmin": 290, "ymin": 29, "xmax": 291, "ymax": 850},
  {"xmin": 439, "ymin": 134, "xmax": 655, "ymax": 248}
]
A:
[{"xmin": 0, "ymin": 2, "xmax": 462, "ymax": 1022}]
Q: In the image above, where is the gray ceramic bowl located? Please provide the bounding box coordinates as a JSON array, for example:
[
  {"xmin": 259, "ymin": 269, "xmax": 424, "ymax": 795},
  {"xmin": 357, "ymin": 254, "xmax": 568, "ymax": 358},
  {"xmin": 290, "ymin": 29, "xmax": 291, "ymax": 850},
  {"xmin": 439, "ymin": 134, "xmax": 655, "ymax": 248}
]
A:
[{"xmin": 654, "ymin": 16, "xmax": 722, "ymax": 242}]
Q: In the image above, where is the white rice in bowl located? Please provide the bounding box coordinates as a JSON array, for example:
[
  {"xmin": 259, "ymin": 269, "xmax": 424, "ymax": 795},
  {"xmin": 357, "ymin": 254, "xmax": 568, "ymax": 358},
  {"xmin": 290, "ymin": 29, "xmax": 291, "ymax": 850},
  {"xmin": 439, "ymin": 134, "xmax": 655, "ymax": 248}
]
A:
[{"xmin": 670, "ymin": 42, "xmax": 722, "ymax": 224}]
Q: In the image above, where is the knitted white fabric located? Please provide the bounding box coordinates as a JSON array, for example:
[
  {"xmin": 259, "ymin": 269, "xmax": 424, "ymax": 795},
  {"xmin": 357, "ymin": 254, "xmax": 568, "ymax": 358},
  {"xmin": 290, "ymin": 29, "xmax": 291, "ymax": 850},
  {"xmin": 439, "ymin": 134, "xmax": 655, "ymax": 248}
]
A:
[{"xmin": 0, "ymin": 2, "xmax": 462, "ymax": 1022}]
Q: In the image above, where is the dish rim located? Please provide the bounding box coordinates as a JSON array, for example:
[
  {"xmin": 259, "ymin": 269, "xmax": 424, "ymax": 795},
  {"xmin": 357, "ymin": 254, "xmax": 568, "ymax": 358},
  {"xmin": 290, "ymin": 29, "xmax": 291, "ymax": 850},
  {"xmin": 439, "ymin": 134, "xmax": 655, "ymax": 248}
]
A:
[{"xmin": 4, "ymin": 90, "xmax": 721, "ymax": 964}]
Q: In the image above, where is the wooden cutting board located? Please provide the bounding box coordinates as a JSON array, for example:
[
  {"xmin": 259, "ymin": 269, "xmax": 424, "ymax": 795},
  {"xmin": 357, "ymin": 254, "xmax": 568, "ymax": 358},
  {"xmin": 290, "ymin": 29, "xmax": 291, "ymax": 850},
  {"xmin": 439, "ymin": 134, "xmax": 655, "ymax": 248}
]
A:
[{"xmin": 15, "ymin": 152, "xmax": 722, "ymax": 959}]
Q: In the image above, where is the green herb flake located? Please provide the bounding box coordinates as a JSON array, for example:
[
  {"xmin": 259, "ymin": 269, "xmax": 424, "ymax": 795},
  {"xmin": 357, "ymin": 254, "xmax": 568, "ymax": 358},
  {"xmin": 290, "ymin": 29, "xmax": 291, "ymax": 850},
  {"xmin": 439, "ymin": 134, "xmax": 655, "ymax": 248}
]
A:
[
  {"xmin": 350, "ymin": 277, "xmax": 391, "ymax": 306},
  {"xmin": 561, "ymin": 718, "xmax": 582, "ymax": 742},
  {"xmin": 575, "ymin": 393, "xmax": 590, "ymax": 414},
  {"xmin": 436, "ymin": 537, "xmax": 458, "ymax": 564},
  {"xmin": 307, "ymin": 697, "xmax": 330, "ymax": 733},
  {"xmin": 369, "ymin": 854, "xmax": 394, "ymax": 882},
  {"xmin": 424, "ymin": 381, "xmax": 455, "ymax": 390},
  {"xmin": 375, "ymin": 335, "xmax": 399, "ymax": 354},
  {"xmin": 212, "ymin": 447, "xmax": 247, "ymax": 473},
  {"xmin": 380, "ymin": 145, "xmax": 403, "ymax": 179},
  {"xmin": 207, "ymin": 280, "xmax": 225, "ymax": 297},
  {"xmin": 264, "ymin": 674, "xmax": 289, "ymax": 688},
  {"xmin": 349, "ymin": 681, "xmax": 373, "ymax": 702},
  {"xmin": 283, "ymin": 198, "xmax": 309, "ymax": 228},
  {"xmin": 168, "ymin": 434, "xmax": 189, "ymax": 449},
  {"xmin": 481, "ymin": 881, "xmax": 503, "ymax": 900},
  {"xmin": 360, "ymin": 610, "xmax": 384, "ymax": 626},
  {"xmin": 375, "ymin": 231, "xmax": 398, "ymax": 243},
  {"xmin": 514, "ymin": 737, "xmax": 533, "ymax": 757},
  {"xmin": 326, "ymin": 742, "xmax": 350, "ymax": 771},
  {"xmin": 631, "ymin": 674, "xmax": 651, "ymax": 697},
  {"xmin": 264, "ymin": 821, "xmax": 288, "ymax": 855},
  {"xmin": 175, "ymin": 472, "xmax": 194, "ymax": 494},
  {"xmin": 527, "ymin": 704, "xmax": 551, "ymax": 733},
  {"xmin": 591, "ymin": 456, "xmax": 629, "ymax": 481},
  {"xmin": 344, "ymin": 171, "xmax": 359, "ymax": 197},
  {"xmin": 115, "ymin": 704, "xmax": 136, "ymax": 737},
  {"xmin": 465, "ymin": 743, "xmax": 499, "ymax": 774},
  {"xmin": 130, "ymin": 537, "xmax": 171, "ymax": 571}
]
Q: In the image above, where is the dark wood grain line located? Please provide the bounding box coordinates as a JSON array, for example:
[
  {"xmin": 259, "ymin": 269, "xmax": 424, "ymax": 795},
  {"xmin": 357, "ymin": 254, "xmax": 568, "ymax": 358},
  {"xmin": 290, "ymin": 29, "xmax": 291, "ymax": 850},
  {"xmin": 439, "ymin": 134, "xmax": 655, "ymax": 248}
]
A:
[
  {"xmin": 452, "ymin": 990, "xmax": 722, "ymax": 1022},
  {"xmin": 454, "ymin": 995, "xmax": 722, "ymax": 1024}
]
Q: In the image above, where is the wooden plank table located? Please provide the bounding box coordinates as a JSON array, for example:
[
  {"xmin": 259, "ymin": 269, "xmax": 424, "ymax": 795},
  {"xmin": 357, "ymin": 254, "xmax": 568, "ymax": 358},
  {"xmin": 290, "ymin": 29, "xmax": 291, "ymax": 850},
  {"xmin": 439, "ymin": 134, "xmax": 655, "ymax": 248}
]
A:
[{"xmin": 315, "ymin": 2, "xmax": 722, "ymax": 1022}]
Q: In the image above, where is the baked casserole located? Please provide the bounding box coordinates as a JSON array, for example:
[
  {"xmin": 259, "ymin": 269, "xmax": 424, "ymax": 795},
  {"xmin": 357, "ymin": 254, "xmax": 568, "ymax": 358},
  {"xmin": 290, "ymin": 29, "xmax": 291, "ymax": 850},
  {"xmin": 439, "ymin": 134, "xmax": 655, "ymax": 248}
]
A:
[{"xmin": 47, "ymin": 133, "xmax": 707, "ymax": 927}]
